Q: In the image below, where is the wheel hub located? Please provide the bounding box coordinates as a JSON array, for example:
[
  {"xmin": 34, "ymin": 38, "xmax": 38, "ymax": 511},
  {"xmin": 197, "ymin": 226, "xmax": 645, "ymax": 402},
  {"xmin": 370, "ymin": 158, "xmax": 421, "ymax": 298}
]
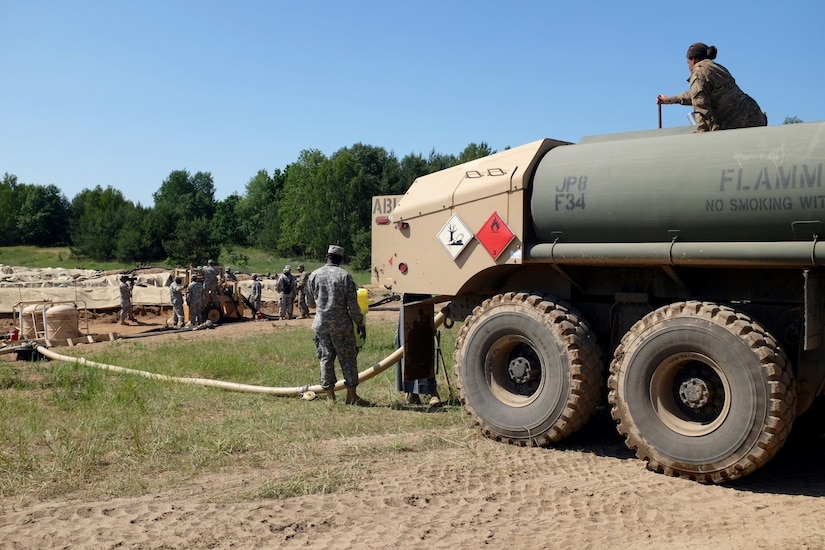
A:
[
  {"xmin": 649, "ymin": 351, "xmax": 732, "ymax": 437},
  {"xmin": 508, "ymin": 356, "xmax": 535, "ymax": 384},
  {"xmin": 678, "ymin": 377, "xmax": 712, "ymax": 409}
]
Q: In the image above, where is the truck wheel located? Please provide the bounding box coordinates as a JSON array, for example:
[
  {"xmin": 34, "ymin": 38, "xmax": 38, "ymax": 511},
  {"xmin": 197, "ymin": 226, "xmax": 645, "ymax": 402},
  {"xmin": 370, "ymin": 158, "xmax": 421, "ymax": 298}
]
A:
[
  {"xmin": 608, "ymin": 301, "xmax": 797, "ymax": 483},
  {"xmin": 454, "ymin": 292, "xmax": 603, "ymax": 446},
  {"xmin": 204, "ymin": 304, "xmax": 223, "ymax": 324}
]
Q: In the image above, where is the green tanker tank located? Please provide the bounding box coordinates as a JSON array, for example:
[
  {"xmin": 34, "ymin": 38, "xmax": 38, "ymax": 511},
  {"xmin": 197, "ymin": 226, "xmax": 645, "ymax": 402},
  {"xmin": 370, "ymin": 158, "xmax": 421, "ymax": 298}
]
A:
[
  {"xmin": 532, "ymin": 123, "xmax": 824, "ymax": 243},
  {"xmin": 372, "ymin": 121, "xmax": 825, "ymax": 483}
]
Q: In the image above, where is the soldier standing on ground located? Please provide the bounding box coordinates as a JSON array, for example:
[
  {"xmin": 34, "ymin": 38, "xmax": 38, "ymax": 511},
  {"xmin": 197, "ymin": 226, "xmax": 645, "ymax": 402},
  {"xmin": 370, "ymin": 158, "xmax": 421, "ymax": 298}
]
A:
[
  {"xmin": 250, "ymin": 274, "xmax": 262, "ymax": 319},
  {"xmin": 295, "ymin": 264, "xmax": 310, "ymax": 319},
  {"xmin": 277, "ymin": 265, "xmax": 296, "ymax": 320},
  {"xmin": 306, "ymin": 245, "xmax": 369, "ymax": 406},
  {"xmin": 119, "ymin": 275, "xmax": 136, "ymax": 325},
  {"xmin": 186, "ymin": 271, "xmax": 204, "ymax": 326},
  {"xmin": 198, "ymin": 271, "xmax": 209, "ymax": 321},
  {"xmin": 657, "ymin": 42, "xmax": 766, "ymax": 132},
  {"xmin": 169, "ymin": 276, "xmax": 185, "ymax": 328}
]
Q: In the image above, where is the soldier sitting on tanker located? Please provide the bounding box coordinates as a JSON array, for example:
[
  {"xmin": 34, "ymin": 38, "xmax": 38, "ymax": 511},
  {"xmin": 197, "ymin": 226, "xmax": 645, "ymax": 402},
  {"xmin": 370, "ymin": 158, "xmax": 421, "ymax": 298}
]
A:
[{"xmin": 657, "ymin": 42, "xmax": 767, "ymax": 132}]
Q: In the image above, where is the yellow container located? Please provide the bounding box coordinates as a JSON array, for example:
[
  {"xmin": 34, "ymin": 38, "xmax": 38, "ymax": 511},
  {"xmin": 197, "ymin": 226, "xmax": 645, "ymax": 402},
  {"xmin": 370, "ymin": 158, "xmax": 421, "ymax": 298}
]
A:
[
  {"xmin": 357, "ymin": 288, "xmax": 369, "ymax": 317},
  {"xmin": 355, "ymin": 288, "xmax": 369, "ymax": 349}
]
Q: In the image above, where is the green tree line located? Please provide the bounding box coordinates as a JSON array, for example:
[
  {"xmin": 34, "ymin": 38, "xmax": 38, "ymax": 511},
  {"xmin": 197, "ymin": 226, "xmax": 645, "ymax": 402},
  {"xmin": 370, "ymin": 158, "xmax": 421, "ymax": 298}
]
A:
[{"xmin": 1, "ymin": 142, "xmax": 495, "ymax": 269}]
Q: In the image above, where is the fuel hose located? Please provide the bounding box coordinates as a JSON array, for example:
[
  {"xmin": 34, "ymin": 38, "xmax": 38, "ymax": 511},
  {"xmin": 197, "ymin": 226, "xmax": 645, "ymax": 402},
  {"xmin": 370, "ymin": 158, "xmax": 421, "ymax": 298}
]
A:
[{"xmin": 30, "ymin": 311, "xmax": 446, "ymax": 398}]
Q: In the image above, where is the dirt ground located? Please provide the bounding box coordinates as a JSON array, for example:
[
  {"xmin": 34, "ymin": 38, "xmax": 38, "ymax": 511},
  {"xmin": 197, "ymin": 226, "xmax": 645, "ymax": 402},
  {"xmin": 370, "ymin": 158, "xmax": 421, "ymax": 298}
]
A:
[{"xmin": 1, "ymin": 305, "xmax": 825, "ymax": 549}]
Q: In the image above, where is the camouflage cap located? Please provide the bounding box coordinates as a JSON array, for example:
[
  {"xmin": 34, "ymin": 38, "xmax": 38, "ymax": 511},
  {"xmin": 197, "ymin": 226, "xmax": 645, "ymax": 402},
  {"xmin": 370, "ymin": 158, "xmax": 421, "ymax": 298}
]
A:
[
  {"xmin": 283, "ymin": 265, "xmax": 291, "ymax": 273},
  {"xmin": 327, "ymin": 245, "xmax": 344, "ymax": 256}
]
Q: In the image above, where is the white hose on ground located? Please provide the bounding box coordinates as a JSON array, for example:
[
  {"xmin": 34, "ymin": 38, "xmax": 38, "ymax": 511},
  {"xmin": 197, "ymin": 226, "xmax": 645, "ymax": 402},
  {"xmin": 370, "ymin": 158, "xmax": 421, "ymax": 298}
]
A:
[{"xmin": 33, "ymin": 311, "xmax": 446, "ymax": 397}]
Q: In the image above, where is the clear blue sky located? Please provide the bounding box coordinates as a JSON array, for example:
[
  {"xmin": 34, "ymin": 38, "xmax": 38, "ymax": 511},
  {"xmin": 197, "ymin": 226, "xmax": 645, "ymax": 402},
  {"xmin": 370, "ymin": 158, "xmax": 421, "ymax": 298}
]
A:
[{"xmin": 2, "ymin": 1, "xmax": 823, "ymax": 207}]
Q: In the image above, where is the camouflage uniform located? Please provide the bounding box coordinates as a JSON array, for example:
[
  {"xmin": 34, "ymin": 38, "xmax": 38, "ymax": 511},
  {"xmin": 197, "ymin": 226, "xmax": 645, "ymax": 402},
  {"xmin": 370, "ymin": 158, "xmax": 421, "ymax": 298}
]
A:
[
  {"xmin": 277, "ymin": 266, "xmax": 295, "ymax": 320},
  {"xmin": 669, "ymin": 60, "xmax": 766, "ymax": 132},
  {"xmin": 250, "ymin": 276, "xmax": 262, "ymax": 316},
  {"xmin": 295, "ymin": 265, "xmax": 310, "ymax": 318},
  {"xmin": 306, "ymin": 258, "xmax": 364, "ymax": 390},
  {"xmin": 186, "ymin": 278, "xmax": 204, "ymax": 325},
  {"xmin": 202, "ymin": 261, "xmax": 219, "ymax": 305},
  {"xmin": 169, "ymin": 278, "xmax": 185, "ymax": 327},
  {"xmin": 119, "ymin": 277, "xmax": 135, "ymax": 322}
]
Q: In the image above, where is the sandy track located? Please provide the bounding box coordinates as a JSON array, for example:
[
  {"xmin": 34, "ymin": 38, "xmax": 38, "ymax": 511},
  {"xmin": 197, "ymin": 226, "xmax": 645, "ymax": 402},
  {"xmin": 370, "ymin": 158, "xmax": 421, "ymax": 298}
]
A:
[{"xmin": 2, "ymin": 412, "xmax": 824, "ymax": 549}]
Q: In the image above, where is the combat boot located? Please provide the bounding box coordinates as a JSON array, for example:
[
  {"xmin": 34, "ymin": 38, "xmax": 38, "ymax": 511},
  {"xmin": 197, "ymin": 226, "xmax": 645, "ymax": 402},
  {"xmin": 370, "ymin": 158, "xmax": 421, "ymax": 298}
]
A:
[
  {"xmin": 345, "ymin": 387, "xmax": 370, "ymax": 406},
  {"xmin": 405, "ymin": 392, "xmax": 421, "ymax": 405}
]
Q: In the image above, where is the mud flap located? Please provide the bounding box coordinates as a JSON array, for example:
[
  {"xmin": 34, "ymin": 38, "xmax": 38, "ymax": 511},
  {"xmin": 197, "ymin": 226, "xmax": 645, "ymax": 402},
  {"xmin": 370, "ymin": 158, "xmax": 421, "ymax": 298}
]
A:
[
  {"xmin": 798, "ymin": 270, "xmax": 825, "ymax": 412},
  {"xmin": 400, "ymin": 294, "xmax": 435, "ymax": 382},
  {"xmin": 804, "ymin": 269, "xmax": 823, "ymax": 351}
]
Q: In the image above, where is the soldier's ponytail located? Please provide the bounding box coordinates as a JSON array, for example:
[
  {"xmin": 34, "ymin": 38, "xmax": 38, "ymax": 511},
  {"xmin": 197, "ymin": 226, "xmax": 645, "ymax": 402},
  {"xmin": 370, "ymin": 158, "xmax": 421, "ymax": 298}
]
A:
[{"xmin": 686, "ymin": 42, "xmax": 717, "ymax": 61}]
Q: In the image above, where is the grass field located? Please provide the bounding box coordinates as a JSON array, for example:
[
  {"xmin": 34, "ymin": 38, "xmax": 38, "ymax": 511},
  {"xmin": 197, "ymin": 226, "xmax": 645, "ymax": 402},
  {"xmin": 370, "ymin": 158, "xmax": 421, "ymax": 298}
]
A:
[
  {"xmin": 0, "ymin": 246, "xmax": 125, "ymax": 271},
  {"xmin": 0, "ymin": 317, "xmax": 465, "ymax": 501}
]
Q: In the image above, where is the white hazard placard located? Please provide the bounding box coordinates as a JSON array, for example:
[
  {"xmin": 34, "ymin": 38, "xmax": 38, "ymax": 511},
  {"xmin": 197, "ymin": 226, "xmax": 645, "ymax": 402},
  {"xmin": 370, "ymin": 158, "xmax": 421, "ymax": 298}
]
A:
[{"xmin": 437, "ymin": 214, "xmax": 473, "ymax": 260}]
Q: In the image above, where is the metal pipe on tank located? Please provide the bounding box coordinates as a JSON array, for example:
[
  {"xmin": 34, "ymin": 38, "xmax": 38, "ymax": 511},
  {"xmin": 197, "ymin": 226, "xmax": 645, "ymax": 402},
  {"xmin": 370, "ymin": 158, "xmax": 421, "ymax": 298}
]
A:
[{"xmin": 527, "ymin": 240, "xmax": 825, "ymax": 267}]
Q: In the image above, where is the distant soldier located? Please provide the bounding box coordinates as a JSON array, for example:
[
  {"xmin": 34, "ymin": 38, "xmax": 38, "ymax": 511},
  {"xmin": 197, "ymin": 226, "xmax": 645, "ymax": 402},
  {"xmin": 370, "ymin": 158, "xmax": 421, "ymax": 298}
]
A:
[
  {"xmin": 119, "ymin": 274, "xmax": 136, "ymax": 325},
  {"xmin": 198, "ymin": 272, "xmax": 209, "ymax": 317},
  {"xmin": 250, "ymin": 274, "xmax": 262, "ymax": 319},
  {"xmin": 224, "ymin": 266, "xmax": 238, "ymax": 282},
  {"xmin": 186, "ymin": 272, "xmax": 204, "ymax": 326},
  {"xmin": 169, "ymin": 276, "xmax": 185, "ymax": 328},
  {"xmin": 276, "ymin": 265, "xmax": 296, "ymax": 320},
  {"xmin": 295, "ymin": 264, "xmax": 310, "ymax": 319},
  {"xmin": 306, "ymin": 245, "xmax": 369, "ymax": 405},
  {"xmin": 202, "ymin": 259, "xmax": 219, "ymax": 305}
]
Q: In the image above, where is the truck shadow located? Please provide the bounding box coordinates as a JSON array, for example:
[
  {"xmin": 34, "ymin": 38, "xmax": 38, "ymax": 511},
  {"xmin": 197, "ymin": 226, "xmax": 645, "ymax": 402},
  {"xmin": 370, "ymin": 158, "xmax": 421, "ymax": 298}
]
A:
[
  {"xmin": 732, "ymin": 423, "xmax": 825, "ymax": 496},
  {"xmin": 558, "ymin": 406, "xmax": 636, "ymax": 459},
  {"xmin": 557, "ymin": 406, "xmax": 825, "ymax": 496}
]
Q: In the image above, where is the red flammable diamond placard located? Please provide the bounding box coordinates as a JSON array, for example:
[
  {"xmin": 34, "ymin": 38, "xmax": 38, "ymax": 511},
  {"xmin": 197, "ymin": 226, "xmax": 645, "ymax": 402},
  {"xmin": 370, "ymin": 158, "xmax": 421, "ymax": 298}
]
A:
[{"xmin": 476, "ymin": 212, "xmax": 514, "ymax": 260}]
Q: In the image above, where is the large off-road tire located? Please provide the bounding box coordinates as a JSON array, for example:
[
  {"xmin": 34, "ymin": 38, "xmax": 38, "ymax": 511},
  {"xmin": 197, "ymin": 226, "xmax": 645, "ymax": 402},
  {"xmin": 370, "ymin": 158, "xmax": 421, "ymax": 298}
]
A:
[
  {"xmin": 454, "ymin": 292, "xmax": 603, "ymax": 446},
  {"xmin": 204, "ymin": 304, "xmax": 223, "ymax": 324},
  {"xmin": 608, "ymin": 301, "xmax": 797, "ymax": 483}
]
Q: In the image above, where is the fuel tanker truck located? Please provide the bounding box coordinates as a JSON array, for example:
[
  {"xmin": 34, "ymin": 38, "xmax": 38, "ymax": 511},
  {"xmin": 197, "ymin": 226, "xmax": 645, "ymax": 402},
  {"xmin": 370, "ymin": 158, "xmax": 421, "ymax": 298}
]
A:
[{"xmin": 372, "ymin": 121, "xmax": 825, "ymax": 483}]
